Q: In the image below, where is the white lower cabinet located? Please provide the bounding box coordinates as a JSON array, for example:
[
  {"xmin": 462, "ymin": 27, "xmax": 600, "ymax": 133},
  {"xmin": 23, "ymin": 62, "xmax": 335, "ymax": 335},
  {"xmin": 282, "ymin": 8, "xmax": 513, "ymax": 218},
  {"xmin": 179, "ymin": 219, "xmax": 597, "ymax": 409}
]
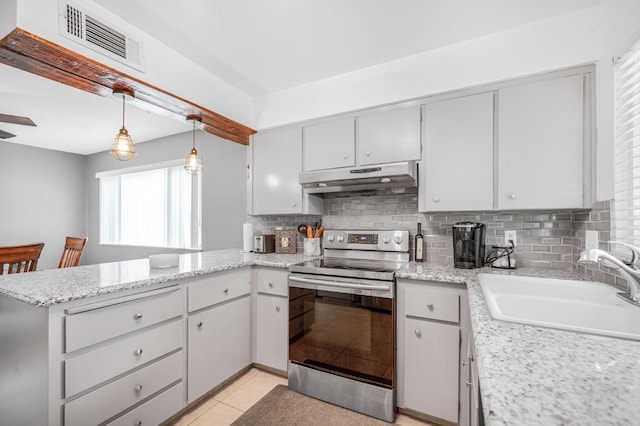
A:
[
  {"xmin": 187, "ymin": 271, "xmax": 252, "ymax": 403},
  {"xmin": 107, "ymin": 382, "xmax": 184, "ymax": 426},
  {"xmin": 254, "ymin": 267, "xmax": 289, "ymax": 372},
  {"xmin": 397, "ymin": 279, "xmax": 470, "ymax": 425}
]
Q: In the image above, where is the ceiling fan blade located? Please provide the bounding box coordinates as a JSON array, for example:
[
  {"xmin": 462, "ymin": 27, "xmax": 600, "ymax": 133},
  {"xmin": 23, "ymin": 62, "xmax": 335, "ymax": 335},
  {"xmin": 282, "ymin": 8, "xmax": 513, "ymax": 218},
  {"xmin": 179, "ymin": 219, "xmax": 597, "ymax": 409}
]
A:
[
  {"xmin": 0, "ymin": 129, "xmax": 17, "ymax": 139},
  {"xmin": 0, "ymin": 114, "xmax": 36, "ymax": 126}
]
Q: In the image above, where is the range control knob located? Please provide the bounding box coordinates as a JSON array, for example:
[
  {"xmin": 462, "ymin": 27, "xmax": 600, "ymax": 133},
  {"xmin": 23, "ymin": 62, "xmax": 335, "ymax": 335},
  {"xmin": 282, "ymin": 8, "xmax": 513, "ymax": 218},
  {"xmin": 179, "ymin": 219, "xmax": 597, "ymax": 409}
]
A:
[
  {"xmin": 382, "ymin": 235, "xmax": 391, "ymax": 244},
  {"xmin": 337, "ymin": 234, "xmax": 345, "ymax": 243},
  {"xmin": 393, "ymin": 233, "xmax": 403, "ymax": 244},
  {"xmin": 327, "ymin": 234, "xmax": 335, "ymax": 242}
]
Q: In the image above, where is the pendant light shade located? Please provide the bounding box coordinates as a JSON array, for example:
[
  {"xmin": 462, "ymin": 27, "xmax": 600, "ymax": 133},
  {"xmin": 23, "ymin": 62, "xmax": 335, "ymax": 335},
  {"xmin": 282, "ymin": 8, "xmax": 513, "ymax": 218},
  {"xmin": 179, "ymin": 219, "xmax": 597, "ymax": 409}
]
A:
[
  {"xmin": 185, "ymin": 115, "xmax": 203, "ymax": 175},
  {"xmin": 111, "ymin": 88, "xmax": 136, "ymax": 161}
]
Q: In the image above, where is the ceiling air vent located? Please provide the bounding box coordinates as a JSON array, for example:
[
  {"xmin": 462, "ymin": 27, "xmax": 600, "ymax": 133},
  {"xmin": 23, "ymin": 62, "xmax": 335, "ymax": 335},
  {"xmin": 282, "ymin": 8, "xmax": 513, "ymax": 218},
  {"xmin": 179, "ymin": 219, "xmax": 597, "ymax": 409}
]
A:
[{"xmin": 58, "ymin": 1, "xmax": 145, "ymax": 72}]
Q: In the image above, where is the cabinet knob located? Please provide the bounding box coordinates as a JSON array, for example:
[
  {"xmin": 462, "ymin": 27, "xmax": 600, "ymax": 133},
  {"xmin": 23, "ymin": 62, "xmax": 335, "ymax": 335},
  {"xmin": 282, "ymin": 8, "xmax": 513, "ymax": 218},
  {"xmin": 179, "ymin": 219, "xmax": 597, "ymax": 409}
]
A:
[
  {"xmin": 276, "ymin": 305, "xmax": 281, "ymax": 312},
  {"xmin": 268, "ymin": 282, "xmax": 273, "ymax": 288},
  {"xmin": 432, "ymin": 196, "xmax": 440, "ymax": 203},
  {"xmin": 507, "ymin": 193, "xmax": 517, "ymax": 200},
  {"xmin": 466, "ymin": 380, "xmax": 473, "ymax": 388},
  {"xmin": 197, "ymin": 321, "xmax": 204, "ymax": 329},
  {"xmin": 462, "ymin": 360, "xmax": 468, "ymax": 367},
  {"xmin": 343, "ymin": 154, "xmax": 348, "ymax": 159},
  {"xmin": 292, "ymin": 202, "xmax": 297, "ymax": 207},
  {"xmin": 224, "ymin": 288, "xmax": 229, "ymax": 294},
  {"xmin": 426, "ymin": 303, "xmax": 435, "ymax": 311},
  {"xmin": 133, "ymin": 348, "xmax": 143, "ymax": 357},
  {"xmin": 414, "ymin": 329, "xmax": 422, "ymax": 337},
  {"xmin": 135, "ymin": 421, "xmax": 142, "ymax": 426},
  {"xmin": 366, "ymin": 151, "xmax": 371, "ymax": 157},
  {"xmin": 134, "ymin": 384, "xmax": 143, "ymax": 395},
  {"xmin": 133, "ymin": 313, "xmax": 143, "ymax": 320}
]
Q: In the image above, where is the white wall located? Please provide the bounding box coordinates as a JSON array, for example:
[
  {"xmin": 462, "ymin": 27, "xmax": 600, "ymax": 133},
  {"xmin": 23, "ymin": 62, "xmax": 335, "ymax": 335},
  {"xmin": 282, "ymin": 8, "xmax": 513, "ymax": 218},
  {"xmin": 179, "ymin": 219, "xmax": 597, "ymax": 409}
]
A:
[
  {"xmin": 0, "ymin": 142, "xmax": 87, "ymax": 269},
  {"xmin": 254, "ymin": 7, "xmax": 598, "ymax": 129},
  {"xmin": 85, "ymin": 131, "xmax": 247, "ymax": 264},
  {"xmin": 10, "ymin": 0, "xmax": 255, "ymax": 127},
  {"xmin": 594, "ymin": 0, "xmax": 640, "ymax": 201}
]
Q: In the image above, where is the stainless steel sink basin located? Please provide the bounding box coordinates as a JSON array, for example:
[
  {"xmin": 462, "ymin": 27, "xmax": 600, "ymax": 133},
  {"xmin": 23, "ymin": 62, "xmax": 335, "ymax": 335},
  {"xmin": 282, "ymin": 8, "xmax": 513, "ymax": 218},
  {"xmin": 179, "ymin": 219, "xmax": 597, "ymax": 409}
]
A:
[{"xmin": 477, "ymin": 273, "xmax": 640, "ymax": 340}]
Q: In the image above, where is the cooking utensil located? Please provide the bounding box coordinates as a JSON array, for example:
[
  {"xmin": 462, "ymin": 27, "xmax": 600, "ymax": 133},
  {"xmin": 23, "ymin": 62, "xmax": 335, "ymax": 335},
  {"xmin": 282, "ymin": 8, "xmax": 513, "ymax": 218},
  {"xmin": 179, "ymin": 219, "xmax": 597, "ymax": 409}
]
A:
[
  {"xmin": 297, "ymin": 224, "xmax": 307, "ymax": 236},
  {"xmin": 307, "ymin": 225, "xmax": 313, "ymax": 238},
  {"xmin": 316, "ymin": 225, "xmax": 324, "ymax": 238}
]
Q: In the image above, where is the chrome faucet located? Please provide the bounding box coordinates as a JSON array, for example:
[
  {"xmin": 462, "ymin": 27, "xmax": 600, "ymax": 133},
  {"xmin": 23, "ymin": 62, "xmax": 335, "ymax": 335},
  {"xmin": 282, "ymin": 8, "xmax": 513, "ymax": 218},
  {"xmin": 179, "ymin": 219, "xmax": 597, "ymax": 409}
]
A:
[{"xmin": 578, "ymin": 242, "xmax": 640, "ymax": 306}]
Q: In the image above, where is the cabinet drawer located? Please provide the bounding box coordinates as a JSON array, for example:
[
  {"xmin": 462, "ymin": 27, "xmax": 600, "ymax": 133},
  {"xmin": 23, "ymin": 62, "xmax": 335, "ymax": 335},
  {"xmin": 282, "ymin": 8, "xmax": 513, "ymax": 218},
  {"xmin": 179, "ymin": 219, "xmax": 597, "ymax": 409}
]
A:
[
  {"xmin": 188, "ymin": 269, "xmax": 251, "ymax": 312},
  {"xmin": 64, "ymin": 351, "xmax": 183, "ymax": 426},
  {"xmin": 65, "ymin": 320, "xmax": 183, "ymax": 397},
  {"xmin": 65, "ymin": 288, "xmax": 182, "ymax": 353},
  {"xmin": 405, "ymin": 287, "xmax": 459, "ymax": 323},
  {"xmin": 107, "ymin": 382, "xmax": 184, "ymax": 426},
  {"xmin": 256, "ymin": 268, "xmax": 288, "ymax": 296}
]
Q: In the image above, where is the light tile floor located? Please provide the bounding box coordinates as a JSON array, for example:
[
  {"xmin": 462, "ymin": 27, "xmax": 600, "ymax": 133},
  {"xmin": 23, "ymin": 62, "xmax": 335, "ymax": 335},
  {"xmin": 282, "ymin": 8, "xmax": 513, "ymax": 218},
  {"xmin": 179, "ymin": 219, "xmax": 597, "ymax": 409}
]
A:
[{"xmin": 170, "ymin": 368, "xmax": 434, "ymax": 426}]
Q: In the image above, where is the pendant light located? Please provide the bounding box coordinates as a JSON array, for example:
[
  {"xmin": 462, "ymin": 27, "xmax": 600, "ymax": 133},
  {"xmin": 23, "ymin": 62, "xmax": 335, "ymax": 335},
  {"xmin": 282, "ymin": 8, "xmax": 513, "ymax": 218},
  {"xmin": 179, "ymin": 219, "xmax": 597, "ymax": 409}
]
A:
[
  {"xmin": 111, "ymin": 88, "xmax": 136, "ymax": 161},
  {"xmin": 185, "ymin": 114, "xmax": 203, "ymax": 175}
]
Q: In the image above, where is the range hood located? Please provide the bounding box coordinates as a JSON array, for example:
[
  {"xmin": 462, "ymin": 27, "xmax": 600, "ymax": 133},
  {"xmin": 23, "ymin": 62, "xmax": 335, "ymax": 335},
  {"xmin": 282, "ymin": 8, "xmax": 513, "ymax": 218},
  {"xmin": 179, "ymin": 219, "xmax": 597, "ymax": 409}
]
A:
[{"xmin": 299, "ymin": 161, "xmax": 417, "ymax": 194}]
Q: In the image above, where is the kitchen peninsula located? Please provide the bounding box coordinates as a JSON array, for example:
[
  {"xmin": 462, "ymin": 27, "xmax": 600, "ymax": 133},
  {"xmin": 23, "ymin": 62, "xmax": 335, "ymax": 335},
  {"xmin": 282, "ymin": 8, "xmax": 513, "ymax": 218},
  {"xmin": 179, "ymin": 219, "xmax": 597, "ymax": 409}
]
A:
[{"xmin": 3, "ymin": 251, "xmax": 640, "ymax": 425}]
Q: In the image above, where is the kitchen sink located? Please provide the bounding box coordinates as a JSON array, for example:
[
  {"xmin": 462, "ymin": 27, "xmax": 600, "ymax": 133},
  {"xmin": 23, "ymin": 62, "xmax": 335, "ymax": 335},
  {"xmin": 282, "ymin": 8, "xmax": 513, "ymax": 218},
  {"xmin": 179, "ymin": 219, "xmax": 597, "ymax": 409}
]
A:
[{"xmin": 477, "ymin": 273, "xmax": 640, "ymax": 340}]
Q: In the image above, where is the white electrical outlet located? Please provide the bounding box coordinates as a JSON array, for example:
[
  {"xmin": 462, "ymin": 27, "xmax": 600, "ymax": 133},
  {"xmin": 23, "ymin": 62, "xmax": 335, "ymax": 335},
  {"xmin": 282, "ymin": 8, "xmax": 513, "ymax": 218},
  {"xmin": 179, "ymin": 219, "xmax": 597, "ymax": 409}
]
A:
[
  {"xmin": 585, "ymin": 230, "xmax": 598, "ymax": 249},
  {"xmin": 504, "ymin": 230, "xmax": 517, "ymax": 247}
]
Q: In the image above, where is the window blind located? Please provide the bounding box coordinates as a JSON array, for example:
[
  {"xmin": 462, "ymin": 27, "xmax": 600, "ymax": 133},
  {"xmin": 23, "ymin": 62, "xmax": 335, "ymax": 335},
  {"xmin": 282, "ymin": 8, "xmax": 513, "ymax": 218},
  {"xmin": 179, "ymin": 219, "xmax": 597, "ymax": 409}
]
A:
[{"xmin": 615, "ymin": 37, "xmax": 640, "ymax": 246}]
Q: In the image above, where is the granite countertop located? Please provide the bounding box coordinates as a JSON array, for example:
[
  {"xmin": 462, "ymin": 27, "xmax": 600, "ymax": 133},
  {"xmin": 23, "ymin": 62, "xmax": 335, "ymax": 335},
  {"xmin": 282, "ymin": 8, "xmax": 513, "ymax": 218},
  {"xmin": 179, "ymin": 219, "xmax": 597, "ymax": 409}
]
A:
[
  {"xmin": 400, "ymin": 262, "xmax": 640, "ymax": 425},
  {"xmin": 0, "ymin": 249, "xmax": 308, "ymax": 307}
]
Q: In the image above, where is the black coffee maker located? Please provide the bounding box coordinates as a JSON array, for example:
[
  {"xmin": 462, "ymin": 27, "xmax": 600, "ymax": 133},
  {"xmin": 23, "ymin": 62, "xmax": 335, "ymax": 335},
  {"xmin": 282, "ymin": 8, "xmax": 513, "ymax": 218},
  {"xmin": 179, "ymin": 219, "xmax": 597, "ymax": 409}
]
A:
[{"xmin": 452, "ymin": 222, "xmax": 486, "ymax": 269}]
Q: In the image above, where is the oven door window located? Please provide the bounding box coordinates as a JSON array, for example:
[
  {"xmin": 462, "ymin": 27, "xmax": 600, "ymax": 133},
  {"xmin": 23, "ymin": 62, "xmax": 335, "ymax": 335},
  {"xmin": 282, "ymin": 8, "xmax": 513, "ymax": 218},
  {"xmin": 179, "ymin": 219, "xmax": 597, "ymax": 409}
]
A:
[{"xmin": 289, "ymin": 287, "xmax": 394, "ymax": 388}]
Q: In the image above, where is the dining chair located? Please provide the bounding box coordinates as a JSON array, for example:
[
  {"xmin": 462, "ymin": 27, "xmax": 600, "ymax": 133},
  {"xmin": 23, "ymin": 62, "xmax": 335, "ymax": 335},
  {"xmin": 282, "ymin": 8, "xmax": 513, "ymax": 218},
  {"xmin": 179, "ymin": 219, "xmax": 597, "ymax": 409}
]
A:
[
  {"xmin": 58, "ymin": 236, "xmax": 88, "ymax": 268},
  {"xmin": 0, "ymin": 242, "xmax": 45, "ymax": 275}
]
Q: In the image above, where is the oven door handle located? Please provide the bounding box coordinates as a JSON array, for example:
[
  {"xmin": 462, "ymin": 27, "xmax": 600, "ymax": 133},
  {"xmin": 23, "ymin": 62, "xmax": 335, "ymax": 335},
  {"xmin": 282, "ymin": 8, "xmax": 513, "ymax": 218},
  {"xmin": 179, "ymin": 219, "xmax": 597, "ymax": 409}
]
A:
[{"xmin": 288, "ymin": 275, "xmax": 390, "ymax": 291}]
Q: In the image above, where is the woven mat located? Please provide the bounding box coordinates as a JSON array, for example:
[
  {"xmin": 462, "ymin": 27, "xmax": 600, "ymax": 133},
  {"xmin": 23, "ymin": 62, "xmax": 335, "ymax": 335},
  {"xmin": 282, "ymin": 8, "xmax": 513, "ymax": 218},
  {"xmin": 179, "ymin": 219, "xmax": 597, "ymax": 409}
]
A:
[{"xmin": 231, "ymin": 385, "xmax": 395, "ymax": 425}]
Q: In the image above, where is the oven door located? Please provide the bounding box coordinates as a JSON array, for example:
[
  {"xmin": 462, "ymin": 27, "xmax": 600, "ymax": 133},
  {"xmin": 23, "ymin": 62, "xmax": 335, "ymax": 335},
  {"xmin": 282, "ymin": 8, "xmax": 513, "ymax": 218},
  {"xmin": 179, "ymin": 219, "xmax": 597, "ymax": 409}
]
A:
[{"xmin": 288, "ymin": 273, "xmax": 395, "ymax": 389}]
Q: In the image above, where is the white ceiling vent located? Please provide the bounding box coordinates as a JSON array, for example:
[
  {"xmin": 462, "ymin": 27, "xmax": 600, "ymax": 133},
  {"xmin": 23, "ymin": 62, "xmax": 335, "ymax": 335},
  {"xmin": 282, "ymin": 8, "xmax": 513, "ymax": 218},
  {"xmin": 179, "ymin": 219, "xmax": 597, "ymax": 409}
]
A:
[{"xmin": 58, "ymin": 1, "xmax": 145, "ymax": 72}]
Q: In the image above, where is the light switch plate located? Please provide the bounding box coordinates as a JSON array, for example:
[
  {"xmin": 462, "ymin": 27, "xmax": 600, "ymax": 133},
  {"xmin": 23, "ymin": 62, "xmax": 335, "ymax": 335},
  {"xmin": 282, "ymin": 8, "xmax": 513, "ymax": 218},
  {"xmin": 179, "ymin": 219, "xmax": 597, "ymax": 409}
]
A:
[
  {"xmin": 504, "ymin": 230, "xmax": 517, "ymax": 247},
  {"xmin": 585, "ymin": 230, "xmax": 598, "ymax": 249}
]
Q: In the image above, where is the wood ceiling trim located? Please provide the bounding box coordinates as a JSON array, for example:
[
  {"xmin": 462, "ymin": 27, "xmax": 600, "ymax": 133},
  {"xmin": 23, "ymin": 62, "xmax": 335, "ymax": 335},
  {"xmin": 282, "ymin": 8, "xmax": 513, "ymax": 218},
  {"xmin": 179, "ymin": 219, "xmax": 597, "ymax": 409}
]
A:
[{"xmin": 0, "ymin": 28, "xmax": 256, "ymax": 145}]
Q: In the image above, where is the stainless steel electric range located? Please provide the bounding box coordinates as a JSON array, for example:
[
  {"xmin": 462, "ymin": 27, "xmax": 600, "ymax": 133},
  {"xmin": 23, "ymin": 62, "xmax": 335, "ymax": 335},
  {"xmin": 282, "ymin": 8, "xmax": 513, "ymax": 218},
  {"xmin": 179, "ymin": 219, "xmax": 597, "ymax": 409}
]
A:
[{"xmin": 288, "ymin": 229, "xmax": 410, "ymax": 423}]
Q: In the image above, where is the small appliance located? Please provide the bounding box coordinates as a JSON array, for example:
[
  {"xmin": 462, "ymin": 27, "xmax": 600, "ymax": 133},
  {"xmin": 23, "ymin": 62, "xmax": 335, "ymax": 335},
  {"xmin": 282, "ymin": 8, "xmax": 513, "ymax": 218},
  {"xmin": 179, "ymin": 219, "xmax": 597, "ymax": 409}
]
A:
[
  {"xmin": 253, "ymin": 235, "xmax": 275, "ymax": 253},
  {"xmin": 452, "ymin": 222, "xmax": 486, "ymax": 269}
]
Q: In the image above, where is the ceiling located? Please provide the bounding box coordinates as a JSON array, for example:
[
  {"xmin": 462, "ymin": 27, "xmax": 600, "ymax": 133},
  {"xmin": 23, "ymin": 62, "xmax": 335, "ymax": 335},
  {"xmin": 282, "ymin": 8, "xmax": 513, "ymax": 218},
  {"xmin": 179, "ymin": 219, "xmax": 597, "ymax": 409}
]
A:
[{"xmin": 0, "ymin": 0, "xmax": 600, "ymax": 155}]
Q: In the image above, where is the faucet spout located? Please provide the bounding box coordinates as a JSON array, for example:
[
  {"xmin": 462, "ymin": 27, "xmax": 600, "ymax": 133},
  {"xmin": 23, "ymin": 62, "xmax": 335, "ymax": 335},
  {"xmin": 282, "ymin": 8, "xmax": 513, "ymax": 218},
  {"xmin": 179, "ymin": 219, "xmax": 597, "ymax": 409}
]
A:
[{"xmin": 578, "ymin": 248, "xmax": 640, "ymax": 304}]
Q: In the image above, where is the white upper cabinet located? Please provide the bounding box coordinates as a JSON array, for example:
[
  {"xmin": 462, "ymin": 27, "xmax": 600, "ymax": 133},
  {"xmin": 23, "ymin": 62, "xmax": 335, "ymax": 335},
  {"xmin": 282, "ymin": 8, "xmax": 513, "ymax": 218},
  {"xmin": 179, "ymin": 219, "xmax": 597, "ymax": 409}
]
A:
[
  {"xmin": 251, "ymin": 128, "xmax": 323, "ymax": 215},
  {"xmin": 498, "ymin": 74, "xmax": 585, "ymax": 209},
  {"xmin": 303, "ymin": 118, "xmax": 355, "ymax": 171},
  {"xmin": 358, "ymin": 105, "xmax": 422, "ymax": 166},
  {"xmin": 421, "ymin": 93, "xmax": 495, "ymax": 212}
]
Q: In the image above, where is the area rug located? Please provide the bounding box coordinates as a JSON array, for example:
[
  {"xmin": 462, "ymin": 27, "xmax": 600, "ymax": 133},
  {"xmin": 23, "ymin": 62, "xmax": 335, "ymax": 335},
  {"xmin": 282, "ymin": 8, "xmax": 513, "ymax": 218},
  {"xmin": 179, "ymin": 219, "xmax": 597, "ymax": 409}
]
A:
[{"xmin": 231, "ymin": 385, "xmax": 396, "ymax": 425}]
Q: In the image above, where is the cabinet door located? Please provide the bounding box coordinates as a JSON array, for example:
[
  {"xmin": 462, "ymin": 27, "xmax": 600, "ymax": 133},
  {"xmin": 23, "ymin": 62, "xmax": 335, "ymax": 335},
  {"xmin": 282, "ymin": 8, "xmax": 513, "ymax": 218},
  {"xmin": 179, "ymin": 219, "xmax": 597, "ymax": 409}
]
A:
[
  {"xmin": 498, "ymin": 74, "xmax": 584, "ymax": 209},
  {"xmin": 256, "ymin": 294, "xmax": 288, "ymax": 371},
  {"xmin": 421, "ymin": 93, "xmax": 494, "ymax": 212},
  {"xmin": 188, "ymin": 296, "xmax": 251, "ymax": 403},
  {"xmin": 252, "ymin": 128, "xmax": 303, "ymax": 215},
  {"xmin": 358, "ymin": 105, "xmax": 421, "ymax": 166},
  {"xmin": 404, "ymin": 317, "xmax": 460, "ymax": 423},
  {"xmin": 303, "ymin": 118, "xmax": 355, "ymax": 171}
]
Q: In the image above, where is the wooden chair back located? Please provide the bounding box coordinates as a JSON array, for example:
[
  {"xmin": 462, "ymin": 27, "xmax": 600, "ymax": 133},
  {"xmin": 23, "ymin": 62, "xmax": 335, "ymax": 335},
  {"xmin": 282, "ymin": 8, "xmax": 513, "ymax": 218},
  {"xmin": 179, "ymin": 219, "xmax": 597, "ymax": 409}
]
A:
[
  {"xmin": 0, "ymin": 243, "xmax": 45, "ymax": 275},
  {"xmin": 58, "ymin": 236, "xmax": 88, "ymax": 268}
]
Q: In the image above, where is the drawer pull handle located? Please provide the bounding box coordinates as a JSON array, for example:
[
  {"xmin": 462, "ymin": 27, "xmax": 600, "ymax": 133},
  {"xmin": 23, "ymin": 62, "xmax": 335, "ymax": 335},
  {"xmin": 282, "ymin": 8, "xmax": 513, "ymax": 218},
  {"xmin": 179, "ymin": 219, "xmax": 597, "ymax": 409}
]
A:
[
  {"xmin": 414, "ymin": 329, "xmax": 422, "ymax": 337},
  {"xmin": 224, "ymin": 288, "xmax": 229, "ymax": 294},
  {"xmin": 133, "ymin": 313, "xmax": 143, "ymax": 320},
  {"xmin": 197, "ymin": 321, "xmax": 204, "ymax": 329},
  {"xmin": 426, "ymin": 304, "xmax": 434, "ymax": 312},
  {"xmin": 276, "ymin": 305, "xmax": 281, "ymax": 312},
  {"xmin": 134, "ymin": 384, "xmax": 143, "ymax": 395},
  {"xmin": 135, "ymin": 421, "xmax": 142, "ymax": 426},
  {"xmin": 133, "ymin": 348, "xmax": 143, "ymax": 357}
]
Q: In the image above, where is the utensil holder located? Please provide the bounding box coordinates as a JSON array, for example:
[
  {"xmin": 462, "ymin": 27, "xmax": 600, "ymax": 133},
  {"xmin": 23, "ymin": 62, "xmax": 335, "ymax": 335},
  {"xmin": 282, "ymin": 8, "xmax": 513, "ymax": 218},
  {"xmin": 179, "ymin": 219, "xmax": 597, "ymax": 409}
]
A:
[{"xmin": 303, "ymin": 238, "xmax": 321, "ymax": 256}]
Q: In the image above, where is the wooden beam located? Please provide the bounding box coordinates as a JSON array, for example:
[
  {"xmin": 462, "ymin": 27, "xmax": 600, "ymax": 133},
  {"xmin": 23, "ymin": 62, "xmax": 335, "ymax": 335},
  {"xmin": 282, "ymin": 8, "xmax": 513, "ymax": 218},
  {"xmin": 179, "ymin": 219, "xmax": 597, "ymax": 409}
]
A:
[{"xmin": 0, "ymin": 28, "xmax": 256, "ymax": 145}]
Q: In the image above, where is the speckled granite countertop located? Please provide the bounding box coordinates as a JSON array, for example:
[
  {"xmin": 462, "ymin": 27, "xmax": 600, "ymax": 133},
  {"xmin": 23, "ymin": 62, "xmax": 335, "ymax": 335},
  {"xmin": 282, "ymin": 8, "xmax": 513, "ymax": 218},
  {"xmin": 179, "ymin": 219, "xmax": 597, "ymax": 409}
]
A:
[
  {"xmin": 0, "ymin": 249, "xmax": 308, "ymax": 307},
  {"xmin": 399, "ymin": 262, "xmax": 640, "ymax": 425}
]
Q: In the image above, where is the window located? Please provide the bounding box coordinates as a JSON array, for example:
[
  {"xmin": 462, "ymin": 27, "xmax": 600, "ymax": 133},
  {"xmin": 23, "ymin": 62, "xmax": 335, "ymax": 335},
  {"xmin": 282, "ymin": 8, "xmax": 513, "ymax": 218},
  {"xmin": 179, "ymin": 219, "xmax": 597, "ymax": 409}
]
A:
[
  {"xmin": 614, "ymin": 36, "xmax": 640, "ymax": 246},
  {"xmin": 98, "ymin": 160, "xmax": 201, "ymax": 249}
]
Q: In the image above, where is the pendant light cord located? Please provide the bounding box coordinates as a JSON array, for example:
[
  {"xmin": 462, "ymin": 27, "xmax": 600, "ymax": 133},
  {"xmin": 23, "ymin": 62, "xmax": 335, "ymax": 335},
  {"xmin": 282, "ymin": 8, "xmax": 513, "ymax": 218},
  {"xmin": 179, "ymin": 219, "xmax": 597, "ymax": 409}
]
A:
[
  {"xmin": 192, "ymin": 119, "xmax": 196, "ymax": 149},
  {"xmin": 121, "ymin": 94, "xmax": 126, "ymax": 128}
]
